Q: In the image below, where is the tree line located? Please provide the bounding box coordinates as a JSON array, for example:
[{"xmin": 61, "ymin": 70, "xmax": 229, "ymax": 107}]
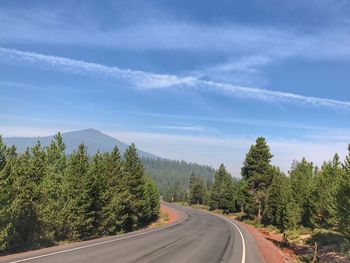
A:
[
  {"xmin": 141, "ymin": 157, "xmax": 214, "ymax": 202},
  {"xmin": 0, "ymin": 133, "xmax": 159, "ymax": 254},
  {"xmin": 188, "ymin": 137, "xmax": 350, "ymax": 242}
]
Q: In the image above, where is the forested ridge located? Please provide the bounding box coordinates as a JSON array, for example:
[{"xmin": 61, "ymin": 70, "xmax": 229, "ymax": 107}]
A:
[
  {"xmin": 187, "ymin": 137, "xmax": 350, "ymax": 245},
  {"xmin": 142, "ymin": 158, "xmax": 214, "ymax": 202},
  {"xmin": 0, "ymin": 133, "xmax": 159, "ymax": 254}
]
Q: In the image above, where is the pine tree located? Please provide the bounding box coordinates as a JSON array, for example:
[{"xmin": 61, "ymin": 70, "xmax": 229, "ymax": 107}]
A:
[
  {"xmin": 188, "ymin": 172, "xmax": 206, "ymax": 205},
  {"xmin": 283, "ymin": 201, "xmax": 302, "ymax": 230},
  {"xmin": 209, "ymin": 164, "xmax": 234, "ymax": 211},
  {"xmin": 337, "ymin": 155, "xmax": 350, "ymax": 241},
  {"xmin": 289, "ymin": 158, "xmax": 315, "ymax": 227},
  {"xmin": 241, "ymin": 137, "xmax": 274, "ymax": 219},
  {"xmin": 124, "ymin": 144, "xmax": 147, "ymax": 227},
  {"xmin": 63, "ymin": 143, "xmax": 93, "ymax": 240},
  {"xmin": 0, "ymin": 135, "xmax": 6, "ymax": 170},
  {"xmin": 3, "ymin": 148, "xmax": 43, "ymax": 251},
  {"xmin": 0, "ymin": 145, "xmax": 17, "ymax": 252},
  {"xmin": 85, "ymin": 152, "xmax": 106, "ymax": 237},
  {"xmin": 143, "ymin": 177, "xmax": 160, "ymax": 220},
  {"xmin": 343, "ymin": 144, "xmax": 350, "ymax": 174},
  {"xmin": 266, "ymin": 171, "xmax": 292, "ymax": 229},
  {"xmin": 101, "ymin": 147, "xmax": 134, "ymax": 234},
  {"xmin": 40, "ymin": 133, "xmax": 67, "ymax": 241},
  {"xmin": 311, "ymin": 154, "xmax": 342, "ymax": 228}
]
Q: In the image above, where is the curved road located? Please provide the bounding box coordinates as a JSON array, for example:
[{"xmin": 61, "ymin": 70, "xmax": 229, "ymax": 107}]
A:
[{"xmin": 1, "ymin": 203, "xmax": 264, "ymax": 263}]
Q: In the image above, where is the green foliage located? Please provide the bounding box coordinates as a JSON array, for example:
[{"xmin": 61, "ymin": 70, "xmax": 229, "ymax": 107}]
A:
[
  {"xmin": 241, "ymin": 137, "xmax": 274, "ymax": 219},
  {"xmin": 310, "ymin": 154, "xmax": 343, "ymax": 229},
  {"xmin": 266, "ymin": 171, "xmax": 292, "ymax": 229},
  {"xmin": 0, "ymin": 134, "xmax": 160, "ymax": 254},
  {"xmin": 209, "ymin": 164, "xmax": 235, "ymax": 211},
  {"xmin": 283, "ymin": 201, "xmax": 302, "ymax": 230},
  {"xmin": 337, "ymin": 149, "xmax": 350, "ymax": 241},
  {"xmin": 289, "ymin": 158, "xmax": 315, "ymax": 227},
  {"xmin": 141, "ymin": 157, "xmax": 214, "ymax": 202},
  {"xmin": 188, "ymin": 172, "xmax": 207, "ymax": 205}
]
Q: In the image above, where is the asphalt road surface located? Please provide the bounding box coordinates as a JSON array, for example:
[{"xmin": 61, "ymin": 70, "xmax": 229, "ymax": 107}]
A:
[{"xmin": 2, "ymin": 203, "xmax": 264, "ymax": 263}]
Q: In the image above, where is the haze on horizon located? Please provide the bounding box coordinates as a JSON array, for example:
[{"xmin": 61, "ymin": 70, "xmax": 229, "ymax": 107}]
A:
[{"xmin": 1, "ymin": 0, "xmax": 350, "ymax": 176}]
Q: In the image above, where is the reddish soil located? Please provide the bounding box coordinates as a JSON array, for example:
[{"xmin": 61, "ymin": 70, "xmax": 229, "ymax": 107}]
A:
[
  {"xmin": 160, "ymin": 203, "xmax": 181, "ymax": 224},
  {"xmin": 241, "ymin": 222, "xmax": 294, "ymax": 263}
]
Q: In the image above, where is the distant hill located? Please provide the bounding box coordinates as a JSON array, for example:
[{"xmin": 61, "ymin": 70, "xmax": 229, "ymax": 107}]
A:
[
  {"xmin": 3, "ymin": 128, "xmax": 215, "ymax": 200},
  {"xmin": 3, "ymin": 128, "xmax": 158, "ymax": 159}
]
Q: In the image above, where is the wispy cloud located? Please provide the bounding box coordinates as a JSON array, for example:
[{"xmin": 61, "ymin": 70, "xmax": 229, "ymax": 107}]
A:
[
  {"xmin": 0, "ymin": 47, "xmax": 194, "ymax": 88},
  {"xmin": 1, "ymin": 7, "xmax": 350, "ymax": 61},
  {"xmin": 151, "ymin": 125, "xmax": 211, "ymax": 132},
  {"xmin": 1, "ymin": 47, "xmax": 350, "ymax": 110}
]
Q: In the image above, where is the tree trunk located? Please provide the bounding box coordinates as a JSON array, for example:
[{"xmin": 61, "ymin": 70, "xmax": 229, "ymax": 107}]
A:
[{"xmin": 257, "ymin": 203, "xmax": 262, "ymax": 220}]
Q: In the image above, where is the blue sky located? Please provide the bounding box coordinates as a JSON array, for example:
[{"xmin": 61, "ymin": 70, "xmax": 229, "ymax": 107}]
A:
[{"xmin": 1, "ymin": 0, "xmax": 350, "ymax": 176}]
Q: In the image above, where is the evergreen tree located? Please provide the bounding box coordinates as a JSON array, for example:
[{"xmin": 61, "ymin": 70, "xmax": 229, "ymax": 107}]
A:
[
  {"xmin": 2, "ymin": 148, "xmax": 43, "ymax": 251},
  {"xmin": 343, "ymin": 144, "xmax": 350, "ymax": 174},
  {"xmin": 101, "ymin": 147, "xmax": 134, "ymax": 234},
  {"xmin": 241, "ymin": 137, "xmax": 274, "ymax": 219},
  {"xmin": 337, "ymin": 158, "xmax": 350, "ymax": 241},
  {"xmin": 311, "ymin": 154, "xmax": 342, "ymax": 228},
  {"xmin": 188, "ymin": 172, "xmax": 206, "ymax": 205},
  {"xmin": 63, "ymin": 143, "xmax": 93, "ymax": 240},
  {"xmin": 143, "ymin": 177, "xmax": 160, "ymax": 220},
  {"xmin": 209, "ymin": 164, "xmax": 234, "ymax": 211},
  {"xmin": 40, "ymin": 133, "xmax": 67, "ymax": 241},
  {"xmin": 266, "ymin": 171, "xmax": 292, "ymax": 229},
  {"xmin": 124, "ymin": 144, "xmax": 153, "ymax": 227},
  {"xmin": 0, "ymin": 135, "xmax": 6, "ymax": 170},
  {"xmin": 283, "ymin": 201, "xmax": 302, "ymax": 230},
  {"xmin": 234, "ymin": 179, "xmax": 253, "ymax": 214},
  {"xmin": 0, "ymin": 145, "xmax": 17, "ymax": 252},
  {"xmin": 289, "ymin": 158, "xmax": 315, "ymax": 227}
]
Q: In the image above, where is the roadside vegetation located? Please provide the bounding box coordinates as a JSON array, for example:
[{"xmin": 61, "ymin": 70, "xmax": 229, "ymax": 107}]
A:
[
  {"xmin": 178, "ymin": 137, "xmax": 350, "ymax": 261},
  {"xmin": 0, "ymin": 133, "xmax": 159, "ymax": 254}
]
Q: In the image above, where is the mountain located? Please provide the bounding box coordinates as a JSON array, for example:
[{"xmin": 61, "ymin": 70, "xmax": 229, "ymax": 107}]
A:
[{"xmin": 3, "ymin": 128, "xmax": 158, "ymax": 158}]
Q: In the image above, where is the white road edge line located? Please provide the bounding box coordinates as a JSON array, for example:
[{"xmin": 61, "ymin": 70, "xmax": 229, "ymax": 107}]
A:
[
  {"xmin": 219, "ymin": 215, "xmax": 246, "ymax": 263},
  {"xmin": 9, "ymin": 208, "xmax": 188, "ymax": 263},
  {"xmin": 187, "ymin": 207, "xmax": 246, "ymax": 263}
]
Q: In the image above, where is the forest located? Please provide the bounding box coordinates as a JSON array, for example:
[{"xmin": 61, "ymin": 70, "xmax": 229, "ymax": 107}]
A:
[
  {"xmin": 142, "ymin": 157, "xmax": 214, "ymax": 202},
  {"xmin": 187, "ymin": 137, "xmax": 350, "ymax": 244},
  {"xmin": 0, "ymin": 133, "xmax": 159, "ymax": 254}
]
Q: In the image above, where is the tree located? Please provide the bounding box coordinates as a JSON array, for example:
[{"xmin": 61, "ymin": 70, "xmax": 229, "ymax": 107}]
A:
[
  {"xmin": 188, "ymin": 172, "xmax": 206, "ymax": 205},
  {"xmin": 143, "ymin": 177, "xmax": 160, "ymax": 220},
  {"xmin": 209, "ymin": 164, "xmax": 234, "ymax": 211},
  {"xmin": 124, "ymin": 143, "xmax": 147, "ymax": 228},
  {"xmin": 241, "ymin": 137, "xmax": 274, "ymax": 219},
  {"xmin": 343, "ymin": 144, "xmax": 350, "ymax": 174},
  {"xmin": 0, "ymin": 148, "xmax": 43, "ymax": 251},
  {"xmin": 0, "ymin": 135, "xmax": 7, "ymax": 170},
  {"xmin": 40, "ymin": 133, "xmax": 67, "ymax": 241},
  {"xmin": 311, "ymin": 154, "xmax": 342, "ymax": 228},
  {"xmin": 266, "ymin": 171, "xmax": 292, "ymax": 229},
  {"xmin": 283, "ymin": 202, "xmax": 302, "ymax": 230},
  {"xmin": 337, "ymin": 162, "xmax": 350, "ymax": 241},
  {"xmin": 289, "ymin": 158, "xmax": 315, "ymax": 227},
  {"xmin": 63, "ymin": 143, "xmax": 93, "ymax": 240},
  {"xmin": 101, "ymin": 147, "xmax": 134, "ymax": 234}
]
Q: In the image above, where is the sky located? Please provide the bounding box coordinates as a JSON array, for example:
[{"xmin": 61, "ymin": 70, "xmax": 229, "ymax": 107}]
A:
[{"xmin": 1, "ymin": 0, "xmax": 350, "ymax": 176}]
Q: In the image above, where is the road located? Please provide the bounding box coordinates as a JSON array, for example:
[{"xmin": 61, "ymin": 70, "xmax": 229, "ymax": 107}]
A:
[{"xmin": 1, "ymin": 203, "xmax": 264, "ymax": 263}]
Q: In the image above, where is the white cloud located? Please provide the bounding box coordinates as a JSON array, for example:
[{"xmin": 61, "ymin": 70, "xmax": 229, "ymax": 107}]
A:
[
  {"xmin": 1, "ymin": 47, "xmax": 350, "ymax": 110},
  {"xmin": 0, "ymin": 47, "xmax": 195, "ymax": 88}
]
